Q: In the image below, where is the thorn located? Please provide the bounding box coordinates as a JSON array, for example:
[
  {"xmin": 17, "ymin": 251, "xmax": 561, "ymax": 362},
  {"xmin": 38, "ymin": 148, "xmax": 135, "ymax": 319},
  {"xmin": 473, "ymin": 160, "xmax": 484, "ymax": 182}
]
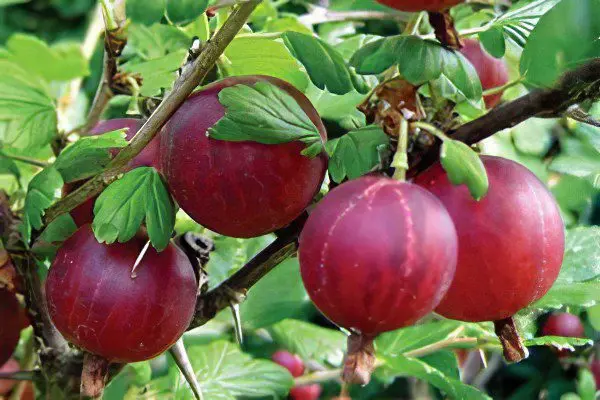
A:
[
  {"xmin": 565, "ymin": 105, "xmax": 600, "ymax": 127},
  {"xmin": 479, "ymin": 349, "xmax": 488, "ymax": 368},
  {"xmin": 131, "ymin": 240, "xmax": 151, "ymax": 279},
  {"xmin": 230, "ymin": 300, "xmax": 243, "ymax": 346},
  {"xmin": 169, "ymin": 338, "xmax": 204, "ymax": 400}
]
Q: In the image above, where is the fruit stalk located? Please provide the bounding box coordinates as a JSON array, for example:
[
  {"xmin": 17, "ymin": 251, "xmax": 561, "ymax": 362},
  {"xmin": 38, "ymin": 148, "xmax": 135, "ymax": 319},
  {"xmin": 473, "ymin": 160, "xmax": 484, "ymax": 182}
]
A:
[
  {"xmin": 342, "ymin": 333, "xmax": 376, "ymax": 385},
  {"xmin": 392, "ymin": 118, "xmax": 409, "ymax": 181},
  {"xmin": 493, "ymin": 317, "xmax": 528, "ymax": 363},
  {"xmin": 80, "ymin": 353, "xmax": 110, "ymax": 399}
]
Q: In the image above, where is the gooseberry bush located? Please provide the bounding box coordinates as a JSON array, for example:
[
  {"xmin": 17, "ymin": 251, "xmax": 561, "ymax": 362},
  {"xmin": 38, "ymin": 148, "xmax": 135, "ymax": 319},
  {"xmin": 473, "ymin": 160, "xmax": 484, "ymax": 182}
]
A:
[{"xmin": 0, "ymin": 0, "xmax": 600, "ymax": 399}]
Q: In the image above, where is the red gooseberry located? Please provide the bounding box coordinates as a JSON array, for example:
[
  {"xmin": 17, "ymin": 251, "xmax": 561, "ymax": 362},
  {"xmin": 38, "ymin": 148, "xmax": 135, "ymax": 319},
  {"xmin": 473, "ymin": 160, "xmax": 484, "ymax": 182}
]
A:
[
  {"xmin": 459, "ymin": 39, "xmax": 510, "ymax": 108},
  {"xmin": 0, "ymin": 289, "xmax": 22, "ymax": 367},
  {"xmin": 45, "ymin": 225, "xmax": 197, "ymax": 362},
  {"xmin": 299, "ymin": 176, "xmax": 457, "ymax": 383},
  {"xmin": 161, "ymin": 75, "xmax": 327, "ymax": 238},
  {"xmin": 272, "ymin": 350, "xmax": 305, "ymax": 378},
  {"xmin": 415, "ymin": 156, "xmax": 565, "ymax": 361},
  {"xmin": 376, "ymin": 0, "xmax": 463, "ymax": 12}
]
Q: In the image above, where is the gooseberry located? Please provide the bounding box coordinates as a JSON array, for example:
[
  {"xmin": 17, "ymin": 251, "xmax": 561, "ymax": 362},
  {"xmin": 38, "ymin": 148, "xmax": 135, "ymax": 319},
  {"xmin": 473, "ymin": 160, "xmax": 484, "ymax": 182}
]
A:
[
  {"xmin": 459, "ymin": 39, "xmax": 509, "ymax": 108},
  {"xmin": 376, "ymin": 0, "xmax": 462, "ymax": 12},
  {"xmin": 0, "ymin": 289, "xmax": 21, "ymax": 367},
  {"xmin": 290, "ymin": 384, "xmax": 322, "ymax": 400},
  {"xmin": 542, "ymin": 313, "xmax": 584, "ymax": 338},
  {"xmin": 299, "ymin": 176, "xmax": 457, "ymax": 383},
  {"xmin": 0, "ymin": 358, "xmax": 19, "ymax": 395},
  {"xmin": 161, "ymin": 75, "xmax": 327, "ymax": 238},
  {"xmin": 45, "ymin": 225, "xmax": 197, "ymax": 362},
  {"xmin": 272, "ymin": 350, "xmax": 305, "ymax": 378},
  {"xmin": 415, "ymin": 156, "xmax": 565, "ymax": 361}
]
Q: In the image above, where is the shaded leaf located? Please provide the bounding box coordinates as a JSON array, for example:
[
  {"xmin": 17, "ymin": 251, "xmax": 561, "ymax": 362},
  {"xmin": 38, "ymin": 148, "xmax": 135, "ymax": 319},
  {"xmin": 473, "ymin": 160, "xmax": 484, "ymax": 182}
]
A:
[{"xmin": 440, "ymin": 139, "xmax": 489, "ymax": 200}]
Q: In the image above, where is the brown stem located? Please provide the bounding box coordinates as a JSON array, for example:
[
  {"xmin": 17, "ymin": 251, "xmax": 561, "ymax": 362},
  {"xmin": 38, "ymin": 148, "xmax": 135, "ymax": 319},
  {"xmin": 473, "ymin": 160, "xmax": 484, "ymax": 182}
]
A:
[
  {"xmin": 493, "ymin": 317, "xmax": 528, "ymax": 363},
  {"xmin": 187, "ymin": 220, "xmax": 301, "ymax": 330},
  {"xmin": 43, "ymin": 0, "xmax": 262, "ymax": 226},
  {"xmin": 342, "ymin": 333, "xmax": 376, "ymax": 385},
  {"xmin": 80, "ymin": 353, "xmax": 110, "ymax": 399},
  {"xmin": 428, "ymin": 11, "xmax": 462, "ymax": 49},
  {"xmin": 409, "ymin": 59, "xmax": 600, "ymax": 176}
]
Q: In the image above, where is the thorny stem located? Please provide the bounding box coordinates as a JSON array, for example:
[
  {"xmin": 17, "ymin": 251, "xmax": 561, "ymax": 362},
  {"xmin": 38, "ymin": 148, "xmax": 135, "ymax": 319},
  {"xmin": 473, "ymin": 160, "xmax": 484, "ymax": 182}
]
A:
[
  {"xmin": 391, "ymin": 118, "xmax": 409, "ymax": 181},
  {"xmin": 43, "ymin": 0, "xmax": 263, "ymax": 226}
]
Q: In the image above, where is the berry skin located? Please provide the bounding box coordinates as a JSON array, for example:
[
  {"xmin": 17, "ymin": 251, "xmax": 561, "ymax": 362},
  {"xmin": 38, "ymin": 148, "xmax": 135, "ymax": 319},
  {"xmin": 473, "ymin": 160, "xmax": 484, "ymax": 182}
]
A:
[
  {"xmin": 272, "ymin": 351, "xmax": 305, "ymax": 377},
  {"xmin": 45, "ymin": 225, "xmax": 197, "ymax": 362},
  {"xmin": 290, "ymin": 384, "xmax": 322, "ymax": 400},
  {"xmin": 459, "ymin": 39, "xmax": 509, "ymax": 108},
  {"xmin": 542, "ymin": 313, "xmax": 584, "ymax": 338},
  {"xmin": 299, "ymin": 176, "xmax": 457, "ymax": 336},
  {"xmin": 376, "ymin": 0, "xmax": 462, "ymax": 12},
  {"xmin": 0, "ymin": 289, "xmax": 21, "ymax": 367},
  {"xmin": 65, "ymin": 118, "xmax": 162, "ymax": 226},
  {"xmin": 0, "ymin": 358, "xmax": 20, "ymax": 395},
  {"xmin": 415, "ymin": 156, "xmax": 565, "ymax": 322},
  {"xmin": 591, "ymin": 359, "xmax": 600, "ymax": 388},
  {"xmin": 161, "ymin": 75, "xmax": 327, "ymax": 238}
]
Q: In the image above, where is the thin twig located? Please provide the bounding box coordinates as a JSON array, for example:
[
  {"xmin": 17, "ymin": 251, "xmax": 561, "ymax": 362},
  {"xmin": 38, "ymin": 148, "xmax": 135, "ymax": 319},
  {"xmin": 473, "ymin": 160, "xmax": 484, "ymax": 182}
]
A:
[
  {"xmin": 298, "ymin": 6, "xmax": 410, "ymax": 25},
  {"xmin": 0, "ymin": 370, "xmax": 37, "ymax": 381},
  {"xmin": 43, "ymin": 0, "xmax": 263, "ymax": 226},
  {"xmin": 1, "ymin": 154, "xmax": 49, "ymax": 168}
]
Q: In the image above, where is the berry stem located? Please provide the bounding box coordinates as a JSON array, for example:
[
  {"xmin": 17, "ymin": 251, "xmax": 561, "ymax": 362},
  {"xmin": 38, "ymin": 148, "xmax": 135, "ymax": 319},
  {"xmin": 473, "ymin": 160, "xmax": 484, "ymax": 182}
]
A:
[
  {"xmin": 342, "ymin": 333, "xmax": 376, "ymax": 386},
  {"xmin": 81, "ymin": 352, "xmax": 110, "ymax": 399},
  {"xmin": 410, "ymin": 121, "xmax": 450, "ymax": 142},
  {"xmin": 392, "ymin": 118, "xmax": 409, "ymax": 181},
  {"xmin": 482, "ymin": 77, "xmax": 523, "ymax": 97},
  {"xmin": 493, "ymin": 317, "xmax": 529, "ymax": 363}
]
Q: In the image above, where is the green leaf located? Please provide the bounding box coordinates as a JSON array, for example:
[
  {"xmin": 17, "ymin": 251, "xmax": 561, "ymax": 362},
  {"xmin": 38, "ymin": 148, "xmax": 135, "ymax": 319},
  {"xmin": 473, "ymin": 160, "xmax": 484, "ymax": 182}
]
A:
[
  {"xmin": 577, "ymin": 368, "xmax": 597, "ymax": 400},
  {"xmin": 166, "ymin": 0, "xmax": 208, "ymax": 25},
  {"xmin": 534, "ymin": 281, "xmax": 600, "ymax": 309},
  {"xmin": 524, "ymin": 336, "xmax": 592, "ymax": 351},
  {"xmin": 269, "ymin": 319, "xmax": 346, "ymax": 366},
  {"xmin": 420, "ymin": 351, "xmax": 460, "ymax": 381},
  {"xmin": 520, "ymin": 0, "xmax": 600, "ymax": 88},
  {"xmin": 53, "ymin": 129, "xmax": 128, "ymax": 183},
  {"xmin": 326, "ymin": 125, "xmax": 390, "ymax": 183},
  {"xmin": 511, "ymin": 118, "xmax": 555, "ymax": 156},
  {"xmin": 175, "ymin": 341, "xmax": 293, "ymax": 400},
  {"xmin": 220, "ymin": 35, "xmax": 309, "ymax": 92},
  {"xmin": 556, "ymin": 227, "xmax": 600, "ymax": 284},
  {"xmin": 127, "ymin": 23, "xmax": 191, "ymax": 60},
  {"xmin": 0, "ymin": 153, "xmax": 21, "ymax": 181},
  {"xmin": 440, "ymin": 139, "xmax": 489, "ymax": 200},
  {"xmin": 126, "ymin": 0, "xmax": 165, "ymax": 25},
  {"xmin": 23, "ymin": 166, "xmax": 63, "ymax": 236},
  {"xmin": 305, "ymin": 85, "xmax": 366, "ymax": 130},
  {"xmin": 206, "ymin": 235, "xmax": 275, "ymax": 288},
  {"xmin": 549, "ymin": 137, "xmax": 600, "ymax": 181},
  {"xmin": 0, "ymin": 60, "xmax": 57, "ymax": 149},
  {"xmin": 182, "ymin": 13, "xmax": 210, "ymax": 41},
  {"xmin": 0, "ymin": 0, "xmax": 28, "ymax": 6},
  {"xmin": 282, "ymin": 31, "xmax": 368, "ymax": 95},
  {"xmin": 208, "ymin": 82, "xmax": 324, "ymax": 155},
  {"xmin": 264, "ymin": 16, "xmax": 313, "ymax": 35},
  {"xmin": 241, "ymin": 259, "xmax": 309, "ymax": 330},
  {"xmin": 383, "ymin": 355, "xmax": 491, "ymax": 400},
  {"xmin": 0, "ymin": 34, "xmax": 89, "ymax": 81},
  {"xmin": 479, "ymin": 26, "xmax": 506, "ymax": 58},
  {"xmin": 476, "ymin": 0, "xmax": 560, "ymax": 50},
  {"xmin": 92, "ymin": 167, "xmax": 175, "ymax": 251},
  {"xmin": 377, "ymin": 321, "xmax": 469, "ymax": 357},
  {"xmin": 122, "ymin": 50, "xmax": 187, "ymax": 96},
  {"xmin": 37, "ymin": 213, "xmax": 77, "ymax": 245},
  {"xmin": 351, "ymin": 36, "xmax": 482, "ymax": 101}
]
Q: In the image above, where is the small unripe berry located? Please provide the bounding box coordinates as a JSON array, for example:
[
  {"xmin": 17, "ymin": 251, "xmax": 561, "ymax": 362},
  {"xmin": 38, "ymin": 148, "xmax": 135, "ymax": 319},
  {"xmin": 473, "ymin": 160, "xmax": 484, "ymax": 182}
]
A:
[
  {"xmin": 290, "ymin": 384, "xmax": 322, "ymax": 400},
  {"xmin": 271, "ymin": 350, "xmax": 305, "ymax": 378},
  {"xmin": 542, "ymin": 313, "xmax": 584, "ymax": 338}
]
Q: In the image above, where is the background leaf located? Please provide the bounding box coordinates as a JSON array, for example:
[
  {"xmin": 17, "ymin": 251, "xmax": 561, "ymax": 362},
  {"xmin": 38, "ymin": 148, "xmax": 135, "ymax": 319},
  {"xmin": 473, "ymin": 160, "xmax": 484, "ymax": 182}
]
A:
[{"xmin": 440, "ymin": 139, "xmax": 489, "ymax": 200}]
